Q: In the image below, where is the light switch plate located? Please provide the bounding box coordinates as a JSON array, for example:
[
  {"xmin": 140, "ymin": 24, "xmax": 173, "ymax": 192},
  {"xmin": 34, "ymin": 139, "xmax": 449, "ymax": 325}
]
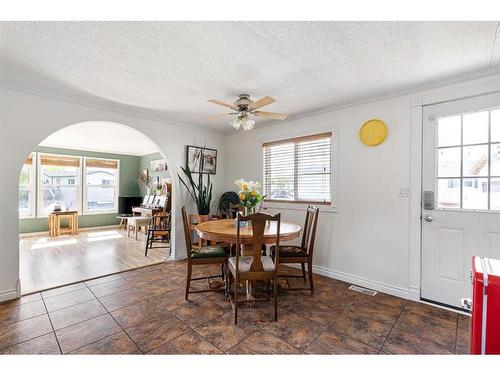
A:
[{"xmin": 399, "ymin": 187, "xmax": 410, "ymax": 197}]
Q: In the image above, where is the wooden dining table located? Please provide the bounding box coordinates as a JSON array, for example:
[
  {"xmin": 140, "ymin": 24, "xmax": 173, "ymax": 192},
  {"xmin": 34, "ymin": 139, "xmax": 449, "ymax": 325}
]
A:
[
  {"xmin": 195, "ymin": 218, "xmax": 301, "ymax": 254},
  {"xmin": 196, "ymin": 218, "xmax": 301, "ymax": 301}
]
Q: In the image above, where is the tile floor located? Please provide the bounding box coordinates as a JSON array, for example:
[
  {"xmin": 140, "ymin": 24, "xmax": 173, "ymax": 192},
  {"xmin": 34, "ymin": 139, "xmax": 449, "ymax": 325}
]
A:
[{"xmin": 0, "ymin": 261, "xmax": 470, "ymax": 355}]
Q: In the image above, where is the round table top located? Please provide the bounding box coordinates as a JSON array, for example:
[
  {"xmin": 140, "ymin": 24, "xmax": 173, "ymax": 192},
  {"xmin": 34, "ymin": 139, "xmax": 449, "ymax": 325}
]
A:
[{"xmin": 196, "ymin": 218, "xmax": 301, "ymax": 244}]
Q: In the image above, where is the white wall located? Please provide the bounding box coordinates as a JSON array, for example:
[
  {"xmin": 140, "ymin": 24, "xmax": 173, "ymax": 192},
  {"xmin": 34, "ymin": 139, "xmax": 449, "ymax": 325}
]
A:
[
  {"xmin": 224, "ymin": 73, "xmax": 500, "ymax": 299},
  {"xmin": 0, "ymin": 87, "xmax": 226, "ymax": 301}
]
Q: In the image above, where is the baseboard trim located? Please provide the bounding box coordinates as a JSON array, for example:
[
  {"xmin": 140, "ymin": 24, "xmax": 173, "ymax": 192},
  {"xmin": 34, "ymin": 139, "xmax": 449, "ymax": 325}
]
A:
[
  {"xmin": 19, "ymin": 224, "xmax": 120, "ymax": 238},
  {"xmin": 408, "ymin": 285, "xmax": 421, "ymax": 302},
  {"xmin": 310, "ymin": 264, "xmax": 410, "ymax": 300},
  {"xmin": 0, "ymin": 287, "xmax": 20, "ymax": 303}
]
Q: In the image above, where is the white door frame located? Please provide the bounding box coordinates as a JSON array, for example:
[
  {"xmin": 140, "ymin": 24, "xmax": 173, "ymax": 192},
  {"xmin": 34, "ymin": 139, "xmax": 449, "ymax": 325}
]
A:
[{"xmin": 409, "ymin": 76, "xmax": 500, "ymax": 302}]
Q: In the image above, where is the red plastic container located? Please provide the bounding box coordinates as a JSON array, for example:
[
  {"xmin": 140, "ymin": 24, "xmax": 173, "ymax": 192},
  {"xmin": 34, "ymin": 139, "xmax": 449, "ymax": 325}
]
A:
[{"xmin": 470, "ymin": 256, "xmax": 500, "ymax": 354}]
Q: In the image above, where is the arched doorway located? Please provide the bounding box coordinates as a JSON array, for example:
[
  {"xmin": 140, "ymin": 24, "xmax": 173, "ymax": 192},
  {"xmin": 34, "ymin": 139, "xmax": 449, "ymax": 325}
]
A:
[{"xmin": 18, "ymin": 121, "xmax": 175, "ymax": 294}]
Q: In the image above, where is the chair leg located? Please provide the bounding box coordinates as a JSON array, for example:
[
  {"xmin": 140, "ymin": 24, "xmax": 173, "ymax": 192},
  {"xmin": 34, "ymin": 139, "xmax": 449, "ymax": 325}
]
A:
[
  {"xmin": 273, "ymin": 277, "xmax": 278, "ymax": 321},
  {"xmin": 144, "ymin": 233, "xmax": 150, "ymax": 256},
  {"xmin": 185, "ymin": 263, "xmax": 192, "ymax": 300},
  {"xmin": 234, "ymin": 277, "xmax": 238, "ymax": 325},
  {"xmin": 301, "ymin": 263, "xmax": 306, "ymax": 282},
  {"xmin": 307, "ymin": 261, "xmax": 314, "ymax": 295}
]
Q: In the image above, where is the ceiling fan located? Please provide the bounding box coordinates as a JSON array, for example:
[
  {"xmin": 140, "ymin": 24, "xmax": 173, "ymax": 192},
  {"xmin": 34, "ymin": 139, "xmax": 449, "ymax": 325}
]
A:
[{"xmin": 208, "ymin": 94, "xmax": 288, "ymax": 131}]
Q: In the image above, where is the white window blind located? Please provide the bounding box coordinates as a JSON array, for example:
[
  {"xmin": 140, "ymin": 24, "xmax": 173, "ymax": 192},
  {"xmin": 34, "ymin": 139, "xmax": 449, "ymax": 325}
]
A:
[{"xmin": 263, "ymin": 132, "xmax": 332, "ymax": 204}]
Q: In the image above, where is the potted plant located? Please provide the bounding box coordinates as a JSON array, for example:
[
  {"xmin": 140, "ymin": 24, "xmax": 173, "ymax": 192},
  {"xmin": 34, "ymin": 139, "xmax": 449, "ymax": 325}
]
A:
[{"xmin": 178, "ymin": 164, "xmax": 212, "ymax": 218}]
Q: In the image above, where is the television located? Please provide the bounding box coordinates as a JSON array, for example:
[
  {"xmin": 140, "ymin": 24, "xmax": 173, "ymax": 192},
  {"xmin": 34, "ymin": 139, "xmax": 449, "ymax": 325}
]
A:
[{"xmin": 118, "ymin": 196, "xmax": 143, "ymax": 215}]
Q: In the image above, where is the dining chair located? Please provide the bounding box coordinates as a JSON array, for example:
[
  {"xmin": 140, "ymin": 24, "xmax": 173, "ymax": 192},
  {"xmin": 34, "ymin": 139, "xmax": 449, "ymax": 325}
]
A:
[
  {"xmin": 220, "ymin": 203, "xmax": 243, "ymax": 219},
  {"xmin": 271, "ymin": 206, "xmax": 319, "ymax": 294},
  {"xmin": 145, "ymin": 211, "xmax": 171, "ymax": 256},
  {"xmin": 182, "ymin": 206, "xmax": 228, "ymax": 300},
  {"xmin": 227, "ymin": 211, "xmax": 281, "ymax": 324}
]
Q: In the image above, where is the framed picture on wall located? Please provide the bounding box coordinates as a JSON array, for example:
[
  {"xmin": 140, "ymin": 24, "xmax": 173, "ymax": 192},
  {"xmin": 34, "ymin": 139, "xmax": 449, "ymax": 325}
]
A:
[
  {"xmin": 150, "ymin": 159, "xmax": 167, "ymax": 172},
  {"xmin": 186, "ymin": 145, "xmax": 203, "ymax": 173},
  {"xmin": 186, "ymin": 146, "xmax": 217, "ymax": 174},
  {"xmin": 202, "ymin": 148, "xmax": 217, "ymax": 174}
]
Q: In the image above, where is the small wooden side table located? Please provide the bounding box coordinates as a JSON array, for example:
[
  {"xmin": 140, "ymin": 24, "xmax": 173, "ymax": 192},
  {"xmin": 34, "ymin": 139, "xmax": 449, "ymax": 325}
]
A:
[{"xmin": 49, "ymin": 211, "xmax": 79, "ymax": 237}]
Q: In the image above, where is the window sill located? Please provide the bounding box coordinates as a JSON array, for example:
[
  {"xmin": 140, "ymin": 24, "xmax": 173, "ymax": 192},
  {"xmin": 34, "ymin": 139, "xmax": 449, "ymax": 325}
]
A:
[
  {"xmin": 19, "ymin": 214, "xmax": 35, "ymax": 219},
  {"xmin": 262, "ymin": 201, "xmax": 338, "ymax": 213},
  {"xmin": 82, "ymin": 210, "xmax": 118, "ymax": 216}
]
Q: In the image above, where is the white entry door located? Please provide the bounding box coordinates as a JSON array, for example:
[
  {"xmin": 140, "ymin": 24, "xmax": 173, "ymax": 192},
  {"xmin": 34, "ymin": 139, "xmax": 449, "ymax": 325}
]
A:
[{"xmin": 422, "ymin": 92, "xmax": 500, "ymax": 308}]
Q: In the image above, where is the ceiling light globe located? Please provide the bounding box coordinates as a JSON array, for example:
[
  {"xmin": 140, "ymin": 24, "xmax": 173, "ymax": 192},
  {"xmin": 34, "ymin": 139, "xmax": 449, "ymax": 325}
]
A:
[
  {"xmin": 243, "ymin": 119, "xmax": 255, "ymax": 131},
  {"xmin": 231, "ymin": 117, "xmax": 242, "ymax": 129}
]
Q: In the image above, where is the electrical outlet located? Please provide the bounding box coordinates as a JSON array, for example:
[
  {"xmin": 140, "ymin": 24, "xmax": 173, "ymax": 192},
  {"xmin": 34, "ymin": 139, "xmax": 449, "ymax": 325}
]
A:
[{"xmin": 399, "ymin": 187, "xmax": 410, "ymax": 197}]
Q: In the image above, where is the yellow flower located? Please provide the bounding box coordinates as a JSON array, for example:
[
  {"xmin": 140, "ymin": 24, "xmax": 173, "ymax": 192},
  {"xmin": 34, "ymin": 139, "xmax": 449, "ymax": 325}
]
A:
[
  {"xmin": 250, "ymin": 190, "xmax": 257, "ymax": 196},
  {"xmin": 241, "ymin": 183, "xmax": 249, "ymax": 191},
  {"xmin": 239, "ymin": 193, "xmax": 246, "ymax": 201}
]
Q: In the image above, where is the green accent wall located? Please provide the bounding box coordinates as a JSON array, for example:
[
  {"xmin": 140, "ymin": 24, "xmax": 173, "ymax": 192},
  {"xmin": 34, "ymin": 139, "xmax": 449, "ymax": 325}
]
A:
[
  {"xmin": 20, "ymin": 146, "xmax": 142, "ymax": 234},
  {"xmin": 139, "ymin": 152, "xmax": 171, "ymax": 196}
]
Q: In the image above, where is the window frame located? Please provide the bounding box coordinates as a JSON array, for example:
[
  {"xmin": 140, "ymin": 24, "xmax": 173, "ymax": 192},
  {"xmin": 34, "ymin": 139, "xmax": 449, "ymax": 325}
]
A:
[
  {"xmin": 434, "ymin": 106, "xmax": 500, "ymax": 212},
  {"xmin": 82, "ymin": 156, "xmax": 120, "ymax": 215},
  {"xmin": 36, "ymin": 152, "xmax": 82, "ymax": 218},
  {"xmin": 262, "ymin": 131, "xmax": 334, "ymax": 207},
  {"xmin": 19, "ymin": 152, "xmax": 36, "ymax": 219}
]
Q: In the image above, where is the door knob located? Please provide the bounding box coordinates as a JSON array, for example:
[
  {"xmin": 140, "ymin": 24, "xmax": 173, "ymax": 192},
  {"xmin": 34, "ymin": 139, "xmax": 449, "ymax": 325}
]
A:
[{"xmin": 423, "ymin": 214, "xmax": 434, "ymax": 222}]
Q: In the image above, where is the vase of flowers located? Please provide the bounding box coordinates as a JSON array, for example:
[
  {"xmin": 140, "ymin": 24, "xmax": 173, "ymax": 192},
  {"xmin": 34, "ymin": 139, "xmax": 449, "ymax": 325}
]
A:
[{"xmin": 234, "ymin": 179, "xmax": 265, "ymax": 224}]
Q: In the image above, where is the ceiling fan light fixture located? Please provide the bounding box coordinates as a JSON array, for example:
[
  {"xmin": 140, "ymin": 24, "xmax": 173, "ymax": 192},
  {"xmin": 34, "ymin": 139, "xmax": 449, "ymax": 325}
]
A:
[
  {"xmin": 231, "ymin": 117, "xmax": 242, "ymax": 129},
  {"xmin": 208, "ymin": 94, "xmax": 286, "ymax": 131},
  {"xmin": 242, "ymin": 118, "xmax": 255, "ymax": 131}
]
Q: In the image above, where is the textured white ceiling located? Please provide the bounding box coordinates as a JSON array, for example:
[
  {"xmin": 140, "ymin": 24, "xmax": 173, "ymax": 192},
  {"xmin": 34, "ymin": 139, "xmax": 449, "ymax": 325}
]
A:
[
  {"xmin": 39, "ymin": 121, "xmax": 160, "ymax": 156},
  {"xmin": 1, "ymin": 21, "xmax": 500, "ymax": 132}
]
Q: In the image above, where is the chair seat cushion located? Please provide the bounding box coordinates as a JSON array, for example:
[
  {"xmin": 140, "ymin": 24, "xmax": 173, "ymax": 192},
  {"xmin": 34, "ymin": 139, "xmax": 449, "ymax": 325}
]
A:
[
  {"xmin": 270, "ymin": 245, "xmax": 308, "ymax": 257},
  {"xmin": 228, "ymin": 256, "xmax": 275, "ymax": 272},
  {"xmin": 191, "ymin": 244, "xmax": 226, "ymax": 259}
]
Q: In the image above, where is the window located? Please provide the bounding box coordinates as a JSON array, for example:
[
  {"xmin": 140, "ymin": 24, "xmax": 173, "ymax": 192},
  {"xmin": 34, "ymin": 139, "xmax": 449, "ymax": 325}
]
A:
[
  {"xmin": 436, "ymin": 108, "xmax": 500, "ymax": 210},
  {"xmin": 19, "ymin": 153, "xmax": 35, "ymax": 218},
  {"xmin": 83, "ymin": 158, "xmax": 119, "ymax": 214},
  {"xmin": 38, "ymin": 154, "xmax": 81, "ymax": 216},
  {"xmin": 263, "ymin": 132, "xmax": 332, "ymax": 204}
]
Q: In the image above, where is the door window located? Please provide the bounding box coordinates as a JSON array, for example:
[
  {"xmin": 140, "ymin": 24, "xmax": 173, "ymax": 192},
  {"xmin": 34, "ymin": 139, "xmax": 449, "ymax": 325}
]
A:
[{"xmin": 436, "ymin": 108, "xmax": 500, "ymax": 210}]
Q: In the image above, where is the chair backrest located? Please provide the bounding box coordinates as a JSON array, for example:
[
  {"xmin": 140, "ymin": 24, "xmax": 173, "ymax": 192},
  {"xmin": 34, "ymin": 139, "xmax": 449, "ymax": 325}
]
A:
[
  {"xmin": 236, "ymin": 212, "xmax": 280, "ymax": 273},
  {"xmin": 148, "ymin": 211, "xmax": 171, "ymax": 231},
  {"xmin": 221, "ymin": 203, "xmax": 243, "ymax": 219},
  {"xmin": 301, "ymin": 206, "xmax": 319, "ymax": 257},
  {"xmin": 181, "ymin": 206, "xmax": 193, "ymax": 259}
]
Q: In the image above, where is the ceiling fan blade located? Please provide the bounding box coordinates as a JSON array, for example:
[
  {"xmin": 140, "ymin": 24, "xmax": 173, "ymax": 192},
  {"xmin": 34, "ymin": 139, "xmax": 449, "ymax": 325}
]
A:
[
  {"xmin": 254, "ymin": 111, "xmax": 288, "ymax": 120},
  {"xmin": 207, "ymin": 113, "xmax": 232, "ymax": 121},
  {"xmin": 249, "ymin": 96, "xmax": 276, "ymax": 110},
  {"xmin": 208, "ymin": 99, "xmax": 237, "ymax": 110}
]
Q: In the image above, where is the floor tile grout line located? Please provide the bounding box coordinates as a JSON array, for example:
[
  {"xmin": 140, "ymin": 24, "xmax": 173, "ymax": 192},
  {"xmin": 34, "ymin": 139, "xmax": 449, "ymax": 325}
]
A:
[
  {"xmin": 0, "ymin": 319, "xmax": 58, "ymax": 353},
  {"xmin": 377, "ymin": 301, "xmax": 407, "ymax": 354},
  {"xmin": 44, "ymin": 296, "xmax": 97, "ymax": 314},
  {"xmin": 40, "ymin": 284, "xmax": 89, "ymax": 300},
  {"xmin": 0, "ymin": 309, "xmax": 47, "ymax": 329},
  {"xmin": 85, "ymin": 285, "xmax": 144, "ymax": 355},
  {"xmin": 40, "ymin": 292, "xmax": 63, "ymax": 355},
  {"xmin": 323, "ymin": 322, "xmax": 385, "ymax": 352},
  {"xmin": 381, "ymin": 303, "xmax": 459, "ymax": 353},
  {"xmin": 83, "ymin": 274, "xmax": 125, "ymax": 288},
  {"xmin": 201, "ymin": 311, "xmax": 277, "ymax": 354},
  {"xmin": 261, "ymin": 320, "xmax": 328, "ymax": 353},
  {"xmin": 142, "ymin": 327, "xmax": 196, "ymax": 354}
]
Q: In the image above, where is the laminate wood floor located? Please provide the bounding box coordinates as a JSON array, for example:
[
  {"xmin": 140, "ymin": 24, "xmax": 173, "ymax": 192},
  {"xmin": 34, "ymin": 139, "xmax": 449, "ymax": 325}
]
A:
[
  {"xmin": 20, "ymin": 229, "xmax": 168, "ymax": 294},
  {"xmin": 1, "ymin": 261, "xmax": 470, "ymax": 355}
]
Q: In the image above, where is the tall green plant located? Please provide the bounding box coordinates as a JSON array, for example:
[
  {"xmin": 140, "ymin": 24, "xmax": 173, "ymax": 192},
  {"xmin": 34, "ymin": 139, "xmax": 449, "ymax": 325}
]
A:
[{"xmin": 178, "ymin": 165, "xmax": 213, "ymax": 215}]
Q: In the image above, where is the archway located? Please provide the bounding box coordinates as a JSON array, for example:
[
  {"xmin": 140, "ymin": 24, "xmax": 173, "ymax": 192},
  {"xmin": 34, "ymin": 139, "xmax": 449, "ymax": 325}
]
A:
[{"xmin": 17, "ymin": 121, "xmax": 176, "ymax": 294}]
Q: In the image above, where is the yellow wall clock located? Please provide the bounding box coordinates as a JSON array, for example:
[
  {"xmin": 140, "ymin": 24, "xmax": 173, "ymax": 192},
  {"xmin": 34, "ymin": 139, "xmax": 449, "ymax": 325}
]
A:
[{"xmin": 359, "ymin": 119, "xmax": 388, "ymax": 146}]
